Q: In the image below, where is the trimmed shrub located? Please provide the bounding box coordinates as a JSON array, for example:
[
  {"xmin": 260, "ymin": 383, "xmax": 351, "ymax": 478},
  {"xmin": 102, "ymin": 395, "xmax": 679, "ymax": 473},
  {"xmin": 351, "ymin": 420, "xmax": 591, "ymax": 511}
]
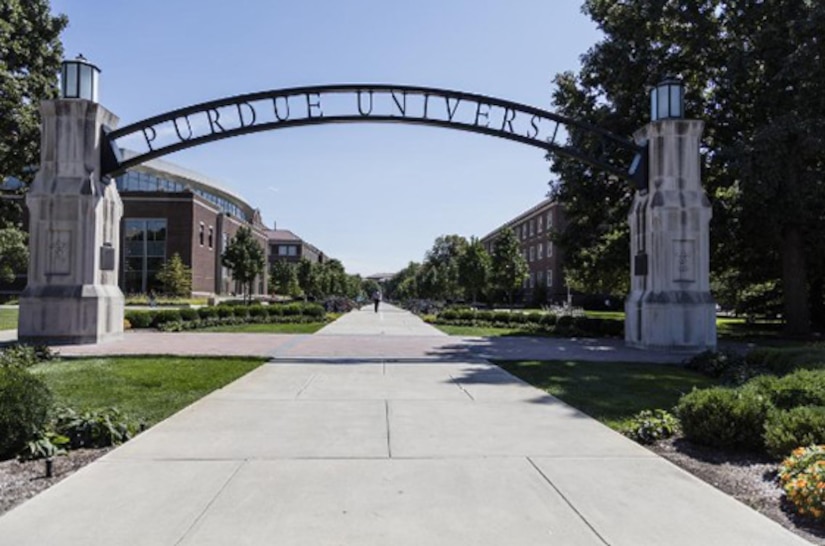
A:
[
  {"xmin": 492, "ymin": 311, "xmax": 512, "ymax": 325},
  {"xmin": 622, "ymin": 409, "xmax": 680, "ymax": 445},
  {"xmin": 303, "ymin": 303, "xmax": 325, "ymax": 319},
  {"xmin": 217, "ymin": 306, "xmax": 236, "ymax": 319},
  {"xmin": 746, "ymin": 346, "xmax": 825, "ymax": 376},
  {"xmin": 526, "ymin": 312, "xmax": 543, "ymax": 325},
  {"xmin": 151, "ymin": 309, "xmax": 182, "ymax": 327},
  {"xmin": 268, "ymin": 304, "xmax": 285, "ymax": 316},
  {"xmin": 766, "ymin": 370, "xmax": 825, "ymax": 410},
  {"xmin": 248, "ymin": 305, "xmax": 268, "ymax": 318},
  {"xmin": 676, "ymin": 386, "xmax": 772, "ymax": 451},
  {"xmin": 125, "ymin": 310, "xmax": 154, "ymax": 329},
  {"xmin": 539, "ymin": 313, "xmax": 557, "ymax": 327},
  {"xmin": 179, "ymin": 307, "xmax": 199, "ymax": 321},
  {"xmin": 198, "ymin": 306, "xmax": 219, "ymax": 319},
  {"xmin": 282, "ymin": 303, "xmax": 302, "ymax": 316},
  {"xmin": 764, "ymin": 407, "xmax": 825, "ymax": 458},
  {"xmin": 0, "ymin": 366, "xmax": 53, "ymax": 459}
]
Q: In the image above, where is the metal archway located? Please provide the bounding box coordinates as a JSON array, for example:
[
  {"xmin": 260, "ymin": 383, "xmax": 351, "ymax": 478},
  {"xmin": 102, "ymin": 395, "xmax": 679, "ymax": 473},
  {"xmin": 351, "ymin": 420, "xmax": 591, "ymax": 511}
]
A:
[{"xmin": 101, "ymin": 84, "xmax": 646, "ymax": 187}]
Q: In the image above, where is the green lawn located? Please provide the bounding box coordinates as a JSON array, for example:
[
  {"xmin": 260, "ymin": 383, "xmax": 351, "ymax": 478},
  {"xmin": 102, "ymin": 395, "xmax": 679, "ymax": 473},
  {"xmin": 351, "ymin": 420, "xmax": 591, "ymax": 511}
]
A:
[
  {"xmin": 32, "ymin": 356, "xmax": 266, "ymax": 426},
  {"xmin": 0, "ymin": 308, "xmax": 17, "ymax": 330},
  {"xmin": 495, "ymin": 359, "xmax": 716, "ymax": 429},
  {"xmin": 195, "ymin": 322, "xmax": 327, "ymax": 334},
  {"xmin": 432, "ymin": 324, "xmax": 533, "ymax": 337}
]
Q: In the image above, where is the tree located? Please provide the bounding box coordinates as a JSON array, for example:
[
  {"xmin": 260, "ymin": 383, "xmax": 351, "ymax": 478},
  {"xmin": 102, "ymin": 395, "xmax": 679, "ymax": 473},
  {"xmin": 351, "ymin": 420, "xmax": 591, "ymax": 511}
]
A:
[
  {"xmin": 458, "ymin": 237, "xmax": 491, "ymax": 304},
  {"xmin": 296, "ymin": 258, "xmax": 318, "ymax": 300},
  {"xmin": 0, "ymin": 0, "xmax": 67, "ymax": 226},
  {"xmin": 386, "ymin": 262, "xmax": 420, "ymax": 300},
  {"xmin": 422, "ymin": 234, "xmax": 468, "ymax": 301},
  {"xmin": 154, "ymin": 253, "xmax": 192, "ymax": 297},
  {"xmin": 221, "ymin": 227, "xmax": 265, "ymax": 303},
  {"xmin": 0, "ymin": 227, "xmax": 28, "ymax": 284},
  {"xmin": 269, "ymin": 260, "xmax": 301, "ymax": 298},
  {"xmin": 491, "ymin": 227, "xmax": 528, "ymax": 304},
  {"xmin": 550, "ymin": 0, "xmax": 825, "ymax": 334}
]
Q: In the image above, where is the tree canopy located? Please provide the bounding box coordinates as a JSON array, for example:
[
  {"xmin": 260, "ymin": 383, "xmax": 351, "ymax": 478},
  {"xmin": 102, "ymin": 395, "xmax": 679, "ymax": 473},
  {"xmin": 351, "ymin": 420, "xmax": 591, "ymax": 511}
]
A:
[
  {"xmin": 221, "ymin": 227, "xmax": 266, "ymax": 303},
  {"xmin": 550, "ymin": 0, "xmax": 825, "ymax": 333}
]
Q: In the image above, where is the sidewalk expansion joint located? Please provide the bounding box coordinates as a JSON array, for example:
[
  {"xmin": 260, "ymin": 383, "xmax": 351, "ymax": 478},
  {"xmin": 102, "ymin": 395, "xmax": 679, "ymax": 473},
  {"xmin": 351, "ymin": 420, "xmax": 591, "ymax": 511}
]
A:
[
  {"xmin": 294, "ymin": 373, "xmax": 318, "ymax": 399},
  {"xmin": 526, "ymin": 457, "xmax": 611, "ymax": 546},
  {"xmin": 173, "ymin": 460, "xmax": 246, "ymax": 546},
  {"xmin": 385, "ymin": 399, "xmax": 393, "ymax": 459},
  {"xmin": 449, "ymin": 374, "xmax": 475, "ymax": 401}
]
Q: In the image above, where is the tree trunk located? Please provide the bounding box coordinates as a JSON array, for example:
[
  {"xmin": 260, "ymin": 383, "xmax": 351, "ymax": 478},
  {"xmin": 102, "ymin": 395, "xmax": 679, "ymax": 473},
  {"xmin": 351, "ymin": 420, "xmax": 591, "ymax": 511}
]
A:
[{"xmin": 781, "ymin": 224, "xmax": 810, "ymax": 336}]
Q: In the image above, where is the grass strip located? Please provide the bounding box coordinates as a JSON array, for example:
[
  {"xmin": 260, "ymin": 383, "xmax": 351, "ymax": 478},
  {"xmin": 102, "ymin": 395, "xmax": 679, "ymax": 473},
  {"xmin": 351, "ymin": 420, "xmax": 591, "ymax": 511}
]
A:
[
  {"xmin": 0, "ymin": 308, "xmax": 17, "ymax": 331},
  {"xmin": 495, "ymin": 359, "xmax": 716, "ymax": 429},
  {"xmin": 32, "ymin": 356, "xmax": 266, "ymax": 426}
]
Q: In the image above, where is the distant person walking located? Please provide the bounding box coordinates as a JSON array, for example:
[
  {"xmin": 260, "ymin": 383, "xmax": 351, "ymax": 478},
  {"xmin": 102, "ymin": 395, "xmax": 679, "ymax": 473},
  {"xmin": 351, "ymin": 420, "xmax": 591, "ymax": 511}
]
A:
[{"xmin": 372, "ymin": 290, "xmax": 382, "ymax": 313}]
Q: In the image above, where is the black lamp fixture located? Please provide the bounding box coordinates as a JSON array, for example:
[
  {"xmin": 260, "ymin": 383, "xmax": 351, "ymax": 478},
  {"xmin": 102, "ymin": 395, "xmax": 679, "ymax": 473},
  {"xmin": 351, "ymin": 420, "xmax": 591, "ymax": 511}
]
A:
[
  {"xmin": 60, "ymin": 54, "xmax": 100, "ymax": 102},
  {"xmin": 650, "ymin": 77, "xmax": 684, "ymax": 121}
]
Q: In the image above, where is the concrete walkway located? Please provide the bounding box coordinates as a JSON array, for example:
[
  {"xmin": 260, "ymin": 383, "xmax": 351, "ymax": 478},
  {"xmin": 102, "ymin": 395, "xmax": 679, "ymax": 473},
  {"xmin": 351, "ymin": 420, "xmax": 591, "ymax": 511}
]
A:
[{"xmin": 0, "ymin": 304, "xmax": 813, "ymax": 545}]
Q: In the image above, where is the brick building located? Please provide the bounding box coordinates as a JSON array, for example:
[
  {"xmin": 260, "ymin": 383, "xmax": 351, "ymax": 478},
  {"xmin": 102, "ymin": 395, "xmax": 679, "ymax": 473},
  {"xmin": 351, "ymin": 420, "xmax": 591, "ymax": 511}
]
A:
[
  {"xmin": 115, "ymin": 153, "xmax": 269, "ymax": 297},
  {"xmin": 480, "ymin": 198, "xmax": 567, "ymax": 304},
  {"xmin": 266, "ymin": 229, "xmax": 327, "ymax": 267}
]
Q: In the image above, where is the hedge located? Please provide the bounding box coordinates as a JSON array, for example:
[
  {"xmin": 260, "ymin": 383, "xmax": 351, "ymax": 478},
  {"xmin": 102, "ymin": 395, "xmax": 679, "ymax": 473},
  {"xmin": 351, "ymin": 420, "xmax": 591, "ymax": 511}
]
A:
[
  {"xmin": 431, "ymin": 309, "xmax": 623, "ymax": 338},
  {"xmin": 125, "ymin": 302, "xmax": 328, "ymax": 331}
]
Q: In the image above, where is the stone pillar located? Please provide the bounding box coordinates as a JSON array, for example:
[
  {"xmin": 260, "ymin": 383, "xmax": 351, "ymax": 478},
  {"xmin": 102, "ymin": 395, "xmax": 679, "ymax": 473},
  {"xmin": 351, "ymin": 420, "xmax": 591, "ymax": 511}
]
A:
[
  {"xmin": 18, "ymin": 100, "xmax": 124, "ymax": 344},
  {"xmin": 625, "ymin": 119, "xmax": 716, "ymax": 351}
]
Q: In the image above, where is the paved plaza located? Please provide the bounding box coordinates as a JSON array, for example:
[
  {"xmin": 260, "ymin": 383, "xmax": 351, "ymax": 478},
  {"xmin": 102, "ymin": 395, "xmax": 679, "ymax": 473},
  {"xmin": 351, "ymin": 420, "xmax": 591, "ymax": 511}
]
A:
[{"xmin": 0, "ymin": 304, "xmax": 812, "ymax": 545}]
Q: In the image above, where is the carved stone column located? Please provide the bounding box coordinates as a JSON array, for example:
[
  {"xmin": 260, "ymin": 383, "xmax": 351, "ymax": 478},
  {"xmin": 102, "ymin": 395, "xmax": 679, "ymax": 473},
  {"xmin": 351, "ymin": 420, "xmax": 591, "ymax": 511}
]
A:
[
  {"xmin": 625, "ymin": 119, "xmax": 716, "ymax": 351},
  {"xmin": 18, "ymin": 100, "xmax": 124, "ymax": 344}
]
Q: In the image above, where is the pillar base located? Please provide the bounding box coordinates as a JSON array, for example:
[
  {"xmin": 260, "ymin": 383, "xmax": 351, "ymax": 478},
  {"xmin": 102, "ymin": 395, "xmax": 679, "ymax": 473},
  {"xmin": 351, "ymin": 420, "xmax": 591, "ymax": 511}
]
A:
[
  {"xmin": 18, "ymin": 285, "xmax": 124, "ymax": 345},
  {"xmin": 625, "ymin": 291, "xmax": 716, "ymax": 353}
]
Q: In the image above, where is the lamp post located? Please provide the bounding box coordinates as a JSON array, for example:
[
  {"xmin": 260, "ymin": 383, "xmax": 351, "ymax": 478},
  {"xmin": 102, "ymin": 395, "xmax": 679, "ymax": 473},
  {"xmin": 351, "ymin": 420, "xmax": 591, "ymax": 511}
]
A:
[
  {"xmin": 60, "ymin": 54, "xmax": 100, "ymax": 102},
  {"xmin": 650, "ymin": 77, "xmax": 684, "ymax": 121}
]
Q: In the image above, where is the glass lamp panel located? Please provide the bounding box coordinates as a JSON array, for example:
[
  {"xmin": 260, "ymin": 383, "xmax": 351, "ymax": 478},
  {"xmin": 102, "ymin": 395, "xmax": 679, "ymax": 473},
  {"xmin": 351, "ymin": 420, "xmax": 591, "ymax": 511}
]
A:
[
  {"xmin": 79, "ymin": 64, "xmax": 93, "ymax": 100},
  {"xmin": 669, "ymin": 85, "xmax": 683, "ymax": 118},
  {"xmin": 62, "ymin": 63, "xmax": 78, "ymax": 98},
  {"xmin": 657, "ymin": 85, "xmax": 670, "ymax": 119}
]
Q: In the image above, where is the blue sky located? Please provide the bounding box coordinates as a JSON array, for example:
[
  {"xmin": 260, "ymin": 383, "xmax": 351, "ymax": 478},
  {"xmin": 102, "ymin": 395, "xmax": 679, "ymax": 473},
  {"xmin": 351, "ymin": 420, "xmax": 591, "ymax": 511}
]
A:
[{"xmin": 50, "ymin": 0, "xmax": 602, "ymax": 276}]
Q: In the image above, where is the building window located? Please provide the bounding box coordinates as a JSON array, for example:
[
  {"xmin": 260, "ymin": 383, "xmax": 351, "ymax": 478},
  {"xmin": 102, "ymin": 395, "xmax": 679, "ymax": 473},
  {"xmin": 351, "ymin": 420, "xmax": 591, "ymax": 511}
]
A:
[
  {"xmin": 547, "ymin": 269, "xmax": 553, "ymax": 287},
  {"xmin": 529, "ymin": 272, "xmax": 535, "ymax": 288},
  {"xmin": 521, "ymin": 224, "xmax": 527, "ymax": 240},
  {"xmin": 548, "ymin": 243, "xmax": 553, "ymax": 258},
  {"xmin": 538, "ymin": 216, "xmax": 543, "ymax": 233},
  {"xmin": 529, "ymin": 246, "xmax": 535, "ymax": 262},
  {"xmin": 547, "ymin": 211, "xmax": 553, "ymax": 229},
  {"xmin": 208, "ymin": 226, "xmax": 214, "ymax": 249},
  {"xmin": 537, "ymin": 243, "xmax": 543, "ymax": 260},
  {"xmin": 124, "ymin": 218, "xmax": 167, "ymax": 294},
  {"xmin": 199, "ymin": 223, "xmax": 205, "ymax": 246},
  {"xmin": 529, "ymin": 220, "xmax": 534, "ymax": 236}
]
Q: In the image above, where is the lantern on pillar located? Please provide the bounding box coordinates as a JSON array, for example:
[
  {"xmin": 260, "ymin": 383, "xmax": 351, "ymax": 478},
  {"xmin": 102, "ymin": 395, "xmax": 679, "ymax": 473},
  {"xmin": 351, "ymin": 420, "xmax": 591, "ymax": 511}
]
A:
[
  {"xmin": 60, "ymin": 54, "xmax": 100, "ymax": 102},
  {"xmin": 650, "ymin": 77, "xmax": 684, "ymax": 121}
]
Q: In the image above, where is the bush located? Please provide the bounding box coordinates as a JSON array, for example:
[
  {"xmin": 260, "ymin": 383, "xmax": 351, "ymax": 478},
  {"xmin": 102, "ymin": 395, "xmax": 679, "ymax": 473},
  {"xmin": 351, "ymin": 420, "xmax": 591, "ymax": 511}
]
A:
[
  {"xmin": 1, "ymin": 345, "xmax": 45, "ymax": 368},
  {"xmin": 125, "ymin": 310, "xmax": 154, "ymax": 329},
  {"xmin": 622, "ymin": 409, "xmax": 680, "ymax": 445},
  {"xmin": 764, "ymin": 407, "xmax": 825, "ymax": 458},
  {"xmin": 322, "ymin": 296, "xmax": 358, "ymax": 314},
  {"xmin": 303, "ymin": 303, "xmax": 325, "ymax": 319},
  {"xmin": 151, "ymin": 309, "xmax": 182, "ymax": 327},
  {"xmin": 683, "ymin": 349, "xmax": 763, "ymax": 385},
  {"xmin": 248, "ymin": 305, "xmax": 268, "ymax": 319},
  {"xmin": 746, "ymin": 346, "xmax": 825, "ymax": 376},
  {"xmin": 55, "ymin": 407, "xmax": 133, "ymax": 449},
  {"xmin": 217, "ymin": 306, "xmax": 236, "ymax": 318},
  {"xmin": 198, "ymin": 306, "xmax": 219, "ymax": 319},
  {"xmin": 0, "ymin": 366, "xmax": 53, "ymax": 459},
  {"xmin": 781, "ymin": 450, "xmax": 825, "ymax": 520},
  {"xmin": 676, "ymin": 386, "xmax": 772, "ymax": 451},
  {"xmin": 539, "ymin": 313, "xmax": 557, "ymax": 327},
  {"xmin": 780, "ymin": 445, "xmax": 825, "ymax": 487},
  {"xmin": 765, "ymin": 370, "xmax": 825, "ymax": 410},
  {"xmin": 179, "ymin": 307, "xmax": 199, "ymax": 321}
]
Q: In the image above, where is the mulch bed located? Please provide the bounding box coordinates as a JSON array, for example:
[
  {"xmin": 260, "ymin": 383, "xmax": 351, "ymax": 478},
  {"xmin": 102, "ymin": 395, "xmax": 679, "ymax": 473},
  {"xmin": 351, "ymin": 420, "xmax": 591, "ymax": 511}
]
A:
[{"xmin": 649, "ymin": 437, "xmax": 825, "ymax": 545}]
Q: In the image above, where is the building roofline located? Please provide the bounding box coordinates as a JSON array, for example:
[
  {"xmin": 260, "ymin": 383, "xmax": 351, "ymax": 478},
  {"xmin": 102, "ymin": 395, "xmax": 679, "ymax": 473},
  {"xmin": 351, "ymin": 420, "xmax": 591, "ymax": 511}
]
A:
[
  {"xmin": 480, "ymin": 197, "xmax": 559, "ymax": 241},
  {"xmin": 120, "ymin": 149, "xmax": 257, "ymax": 221}
]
